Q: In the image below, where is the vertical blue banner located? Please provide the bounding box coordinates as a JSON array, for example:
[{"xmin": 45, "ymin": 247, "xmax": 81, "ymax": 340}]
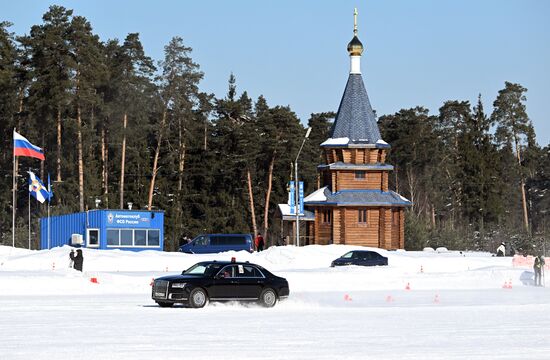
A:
[
  {"xmin": 289, "ymin": 181, "xmax": 295, "ymax": 215},
  {"xmin": 298, "ymin": 181, "xmax": 304, "ymax": 214}
]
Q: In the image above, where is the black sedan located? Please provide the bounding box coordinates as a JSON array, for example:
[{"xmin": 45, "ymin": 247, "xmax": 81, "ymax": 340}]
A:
[
  {"xmin": 331, "ymin": 250, "xmax": 388, "ymax": 267},
  {"xmin": 152, "ymin": 260, "xmax": 289, "ymax": 308}
]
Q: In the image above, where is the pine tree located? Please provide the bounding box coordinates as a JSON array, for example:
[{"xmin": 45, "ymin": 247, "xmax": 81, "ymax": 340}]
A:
[
  {"xmin": 491, "ymin": 82, "xmax": 533, "ymax": 232},
  {"xmin": 211, "ymin": 76, "xmax": 255, "ymax": 233},
  {"xmin": 301, "ymin": 112, "xmax": 335, "ymax": 193},
  {"xmin": 470, "ymin": 95, "xmax": 503, "ymax": 227},
  {"xmin": 108, "ymin": 33, "xmax": 155, "ymax": 209},
  {"xmin": 0, "ymin": 21, "xmax": 21, "ymax": 240},
  {"xmin": 256, "ymin": 105, "xmax": 303, "ymax": 244},
  {"xmin": 147, "ymin": 36, "xmax": 205, "ymax": 250},
  {"xmin": 528, "ymin": 146, "xmax": 550, "ymax": 237},
  {"xmin": 379, "ymin": 107, "xmax": 440, "ymax": 222},
  {"xmin": 68, "ymin": 15, "xmax": 104, "ymax": 211},
  {"xmin": 147, "ymin": 36, "xmax": 203, "ymax": 211},
  {"xmin": 23, "ymin": 6, "xmax": 74, "ymax": 185}
]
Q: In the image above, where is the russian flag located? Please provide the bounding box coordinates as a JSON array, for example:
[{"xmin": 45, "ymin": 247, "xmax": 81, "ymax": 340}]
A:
[
  {"xmin": 14, "ymin": 130, "xmax": 45, "ymax": 160},
  {"xmin": 28, "ymin": 171, "xmax": 51, "ymax": 203}
]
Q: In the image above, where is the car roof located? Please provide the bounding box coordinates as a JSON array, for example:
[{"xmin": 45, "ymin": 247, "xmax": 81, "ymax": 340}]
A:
[
  {"xmin": 197, "ymin": 260, "xmax": 259, "ymax": 267},
  {"xmin": 197, "ymin": 234, "xmax": 251, "ymax": 237}
]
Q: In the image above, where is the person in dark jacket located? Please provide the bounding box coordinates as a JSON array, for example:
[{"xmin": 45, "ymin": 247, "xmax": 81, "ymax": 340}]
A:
[
  {"xmin": 496, "ymin": 242, "xmax": 506, "ymax": 257},
  {"xmin": 70, "ymin": 249, "xmax": 84, "ymax": 272},
  {"xmin": 255, "ymin": 233, "xmax": 265, "ymax": 252},
  {"xmin": 534, "ymin": 255, "xmax": 545, "ymax": 286}
]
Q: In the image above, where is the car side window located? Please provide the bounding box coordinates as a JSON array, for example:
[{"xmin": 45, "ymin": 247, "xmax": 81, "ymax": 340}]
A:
[
  {"xmin": 210, "ymin": 236, "xmax": 221, "ymax": 246},
  {"xmin": 237, "ymin": 265, "xmax": 262, "ymax": 278},
  {"xmin": 195, "ymin": 236, "xmax": 207, "ymax": 246},
  {"xmin": 218, "ymin": 265, "xmax": 235, "ymax": 278}
]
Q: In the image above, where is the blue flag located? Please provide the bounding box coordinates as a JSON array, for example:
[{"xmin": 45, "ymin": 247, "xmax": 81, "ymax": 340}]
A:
[
  {"xmin": 47, "ymin": 173, "xmax": 53, "ymax": 202},
  {"xmin": 28, "ymin": 171, "xmax": 50, "ymax": 203}
]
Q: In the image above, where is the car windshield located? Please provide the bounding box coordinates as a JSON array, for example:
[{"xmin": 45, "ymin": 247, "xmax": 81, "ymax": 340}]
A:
[
  {"xmin": 182, "ymin": 263, "xmax": 223, "ymax": 276},
  {"xmin": 341, "ymin": 251, "xmax": 354, "ymax": 259}
]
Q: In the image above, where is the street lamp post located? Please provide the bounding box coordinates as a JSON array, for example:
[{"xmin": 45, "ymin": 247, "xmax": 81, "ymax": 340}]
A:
[{"xmin": 295, "ymin": 127, "xmax": 312, "ymax": 247}]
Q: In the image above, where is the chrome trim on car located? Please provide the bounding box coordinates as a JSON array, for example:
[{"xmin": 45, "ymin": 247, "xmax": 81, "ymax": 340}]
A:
[
  {"xmin": 152, "ymin": 280, "xmax": 169, "ymax": 300},
  {"xmin": 168, "ymin": 293, "xmax": 188, "ymax": 301},
  {"xmin": 209, "ymin": 297, "xmax": 259, "ymax": 301}
]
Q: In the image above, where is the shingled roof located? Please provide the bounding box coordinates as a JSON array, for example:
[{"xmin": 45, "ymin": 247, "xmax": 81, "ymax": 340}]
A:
[
  {"xmin": 305, "ymin": 187, "xmax": 411, "ymax": 207},
  {"xmin": 328, "ymin": 74, "xmax": 383, "ymax": 146}
]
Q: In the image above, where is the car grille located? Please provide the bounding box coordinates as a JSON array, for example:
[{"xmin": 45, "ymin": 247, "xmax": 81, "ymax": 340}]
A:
[{"xmin": 153, "ymin": 280, "xmax": 169, "ymax": 299}]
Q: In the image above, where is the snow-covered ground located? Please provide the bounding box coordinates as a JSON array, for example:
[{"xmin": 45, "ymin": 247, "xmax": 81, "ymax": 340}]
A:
[{"xmin": 1, "ymin": 244, "xmax": 549, "ymax": 359}]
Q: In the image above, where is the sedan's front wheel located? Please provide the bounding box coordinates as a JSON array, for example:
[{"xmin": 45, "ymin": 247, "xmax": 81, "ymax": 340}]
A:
[
  {"xmin": 259, "ymin": 288, "xmax": 277, "ymax": 308},
  {"xmin": 189, "ymin": 288, "xmax": 208, "ymax": 308}
]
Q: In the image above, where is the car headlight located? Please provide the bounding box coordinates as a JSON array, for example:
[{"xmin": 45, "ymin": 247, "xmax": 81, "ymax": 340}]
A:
[{"xmin": 171, "ymin": 283, "xmax": 186, "ymax": 288}]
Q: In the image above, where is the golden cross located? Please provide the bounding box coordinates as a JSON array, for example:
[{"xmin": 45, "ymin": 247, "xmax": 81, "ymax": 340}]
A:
[{"xmin": 354, "ymin": 8, "xmax": 358, "ymax": 35}]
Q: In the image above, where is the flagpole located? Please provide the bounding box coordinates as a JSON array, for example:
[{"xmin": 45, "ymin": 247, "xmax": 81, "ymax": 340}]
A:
[
  {"xmin": 28, "ymin": 171, "xmax": 31, "ymax": 250},
  {"xmin": 12, "ymin": 127, "xmax": 16, "ymax": 247},
  {"xmin": 48, "ymin": 197, "xmax": 51, "ymax": 250},
  {"xmin": 48, "ymin": 173, "xmax": 51, "ymax": 250}
]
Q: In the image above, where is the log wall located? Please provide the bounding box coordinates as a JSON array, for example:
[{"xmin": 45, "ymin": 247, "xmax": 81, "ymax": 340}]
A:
[
  {"xmin": 336, "ymin": 171, "xmax": 383, "ymax": 191},
  {"xmin": 341, "ymin": 207, "xmax": 380, "ymax": 247}
]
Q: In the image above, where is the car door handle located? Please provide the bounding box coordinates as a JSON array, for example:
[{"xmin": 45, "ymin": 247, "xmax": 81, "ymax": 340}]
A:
[{"xmin": 230, "ymin": 281, "xmax": 239, "ymax": 284}]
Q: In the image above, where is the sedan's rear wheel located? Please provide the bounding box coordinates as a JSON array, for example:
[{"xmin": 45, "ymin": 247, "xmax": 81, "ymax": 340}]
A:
[
  {"xmin": 189, "ymin": 288, "xmax": 208, "ymax": 308},
  {"xmin": 259, "ymin": 288, "xmax": 277, "ymax": 308}
]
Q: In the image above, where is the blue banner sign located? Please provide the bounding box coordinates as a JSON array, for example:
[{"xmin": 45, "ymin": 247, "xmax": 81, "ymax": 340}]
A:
[
  {"xmin": 289, "ymin": 181, "xmax": 295, "ymax": 215},
  {"xmin": 106, "ymin": 211, "xmax": 151, "ymax": 227},
  {"xmin": 299, "ymin": 181, "xmax": 304, "ymax": 215}
]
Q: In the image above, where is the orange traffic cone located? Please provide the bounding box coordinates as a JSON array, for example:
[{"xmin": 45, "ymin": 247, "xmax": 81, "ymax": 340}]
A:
[
  {"xmin": 502, "ymin": 280, "xmax": 512, "ymax": 289},
  {"xmin": 433, "ymin": 294, "xmax": 440, "ymax": 304},
  {"xmin": 385, "ymin": 295, "xmax": 394, "ymax": 303},
  {"xmin": 90, "ymin": 277, "xmax": 99, "ymax": 284},
  {"xmin": 344, "ymin": 294, "xmax": 353, "ymax": 301},
  {"xmin": 405, "ymin": 282, "xmax": 411, "ymax": 290},
  {"xmin": 52, "ymin": 262, "xmax": 56, "ymax": 270},
  {"xmin": 420, "ymin": 265, "xmax": 424, "ymax": 273}
]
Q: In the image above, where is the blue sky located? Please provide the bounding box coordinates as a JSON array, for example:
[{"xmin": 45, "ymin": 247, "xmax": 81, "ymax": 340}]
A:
[{"xmin": 3, "ymin": 0, "xmax": 549, "ymax": 145}]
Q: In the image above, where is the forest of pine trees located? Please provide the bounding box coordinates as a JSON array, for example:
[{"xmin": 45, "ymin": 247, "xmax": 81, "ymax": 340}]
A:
[{"xmin": 1, "ymin": 6, "xmax": 549, "ymax": 253}]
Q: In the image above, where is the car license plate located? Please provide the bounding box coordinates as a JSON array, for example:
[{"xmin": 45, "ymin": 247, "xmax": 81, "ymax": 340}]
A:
[{"xmin": 154, "ymin": 292, "xmax": 166, "ymax": 297}]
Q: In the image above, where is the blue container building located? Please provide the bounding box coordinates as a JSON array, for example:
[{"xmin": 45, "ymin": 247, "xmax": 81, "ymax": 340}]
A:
[{"xmin": 40, "ymin": 210, "xmax": 164, "ymax": 251}]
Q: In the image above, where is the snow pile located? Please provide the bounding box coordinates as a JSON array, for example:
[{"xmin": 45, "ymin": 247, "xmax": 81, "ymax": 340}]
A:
[
  {"xmin": 1, "ymin": 244, "xmax": 549, "ymax": 360},
  {"xmin": 0, "ymin": 244, "xmax": 531, "ymax": 295}
]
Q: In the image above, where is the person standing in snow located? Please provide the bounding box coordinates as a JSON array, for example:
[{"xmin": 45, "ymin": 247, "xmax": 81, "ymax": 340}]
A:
[
  {"xmin": 70, "ymin": 249, "xmax": 84, "ymax": 272},
  {"xmin": 534, "ymin": 255, "xmax": 545, "ymax": 286},
  {"xmin": 255, "ymin": 233, "xmax": 265, "ymax": 252},
  {"xmin": 496, "ymin": 242, "xmax": 506, "ymax": 257},
  {"xmin": 69, "ymin": 249, "xmax": 75, "ymax": 268}
]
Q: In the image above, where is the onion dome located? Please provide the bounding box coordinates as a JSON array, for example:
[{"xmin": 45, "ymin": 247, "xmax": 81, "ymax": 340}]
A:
[{"xmin": 347, "ymin": 35, "xmax": 364, "ymax": 56}]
